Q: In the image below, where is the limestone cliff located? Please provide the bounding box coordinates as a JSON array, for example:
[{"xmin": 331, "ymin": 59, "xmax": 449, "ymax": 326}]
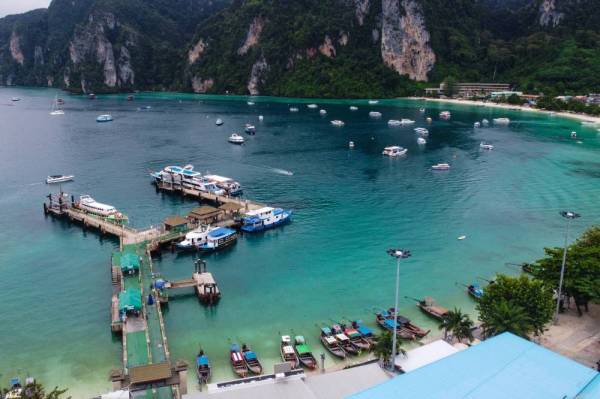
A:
[
  {"xmin": 238, "ymin": 16, "xmax": 265, "ymax": 56},
  {"xmin": 538, "ymin": 0, "xmax": 563, "ymax": 27},
  {"xmin": 247, "ymin": 55, "xmax": 268, "ymax": 95},
  {"xmin": 381, "ymin": 0, "xmax": 435, "ymax": 81},
  {"xmin": 188, "ymin": 39, "xmax": 207, "ymax": 64},
  {"xmin": 9, "ymin": 32, "xmax": 24, "ymax": 65}
]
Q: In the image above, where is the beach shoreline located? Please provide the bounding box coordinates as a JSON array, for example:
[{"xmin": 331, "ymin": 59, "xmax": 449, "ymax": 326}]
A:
[{"xmin": 408, "ymin": 97, "xmax": 600, "ymax": 125}]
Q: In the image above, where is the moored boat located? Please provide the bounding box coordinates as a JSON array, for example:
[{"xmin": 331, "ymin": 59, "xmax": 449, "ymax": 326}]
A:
[
  {"xmin": 77, "ymin": 195, "xmax": 118, "ymax": 217},
  {"xmin": 466, "ymin": 283, "xmax": 484, "ymax": 300},
  {"xmin": 50, "ymin": 95, "xmax": 64, "ymax": 115},
  {"xmin": 294, "ymin": 336, "xmax": 318, "ymax": 369},
  {"xmin": 343, "ymin": 326, "xmax": 372, "ymax": 351},
  {"xmin": 375, "ymin": 311, "xmax": 416, "ymax": 340},
  {"xmin": 307, "ymin": 104, "xmax": 318, "ymax": 109},
  {"xmin": 319, "ymin": 109, "xmax": 327, "ymax": 115},
  {"xmin": 331, "ymin": 120, "xmax": 345, "ymax": 127},
  {"xmin": 417, "ymin": 137, "xmax": 427, "ymax": 145},
  {"xmin": 241, "ymin": 344, "xmax": 263, "ymax": 375},
  {"xmin": 241, "ymin": 207, "xmax": 292, "ymax": 232},
  {"xmin": 247, "ymin": 101, "xmax": 255, "ymax": 106},
  {"xmin": 382, "ymin": 146, "xmax": 407, "ymax": 157},
  {"xmin": 176, "ymin": 225, "xmax": 213, "ymax": 250},
  {"xmin": 369, "ymin": 111, "xmax": 382, "ymax": 118},
  {"xmin": 290, "ymin": 107, "xmax": 299, "ymax": 112},
  {"xmin": 351, "ymin": 320, "xmax": 377, "ymax": 346},
  {"xmin": 389, "ymin": 310, "xmax": 430, "ymax": 338},
  {"xmin": 493, "ymin": 117, "xmax": 510, "ymax": 125},
  {"xmin": 46, "ymin": 174, "xmax": 74, "ymax": 184},
  {"xmin": 280, "ymin": 336, "xmax": 300, "ymax": 369},
  {"xmin": 482, "ymin": 118, "xmax": 490, "ymax": 126},
  {"xmin": 196, "ymin": 350, "xmax": 211, "ymax": 384},
  {"xmin": 204, "ymin": 174, "xmax": 243, "ymax": 196},
  {"xmin": 216, "ymin": 118, "xmax": 224, "ymax": 126},
  {"xmin": 349, "ymin": 106, "xmax": 358, "ymax": 111},
  {"xmin": 11, "ymin": 97, "xmax": 21, "ymax": 102},
  {"xmin": 474, "ymin": 121, "xmax": 481, "ymax": 128},
  {"xmin": 431, "ymin": 163, "xmax": 450, "ymax": 170},
  {"xmin": 96, "ymin": 114, "xmax": 113, "ymax": 122},
  {"xmin": 368, "ymin": 100, "xmax": 379, "ymax": 105},
  {"xmin": 349, "ymin": 141, "xmax": 355, "ymax": 149},
  {"xmin": 401, "ymin": 118, "xmax": 415, "ymax": 125},
  {"xmin": 228, "ymin": 133, "xmax": 245, "ymax": 144},
  {"xmin": 197, "ymin": 227, "xmax": 237, "ymax": 252},
  {"xmin": 388, "ymin": 119, "xmax": 402, "ymax": 126},
  {"xmin": 244, "ymin": 124, "xmax": 256, "ymax": 135},
  {"xmin": 320, "ymin": 327, "xmax": 346, "ymax": 358},
  {"xmin": 230, "ymin": 344, "xmax": 249, "ymax": 378},
  {"xmin": 414, "ymin": 127, "xmax": 429, "ymax": 135},
  {"xmin": 439, "ymin": 111, "xmax": 451, "ymax": 119},
  {"xmin": 480, "ymin": 142, "xmax": 494, "ymax": 150},
  {"xmin": 334, "ymin": 332, "xmax": 359, "ymax": 355},
  {"xmin": 415, "ymin": 297, "xmax": 449, "ymax": 321}
]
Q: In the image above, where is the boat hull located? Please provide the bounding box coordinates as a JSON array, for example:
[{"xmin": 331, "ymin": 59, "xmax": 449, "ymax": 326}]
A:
[
  {"xmin": 240, "ymin": 212, "xmax": 291, "ymax": 233},
  {"xmin": 320, "ymin": 336, "xmax": 346, "ymax": 359}
]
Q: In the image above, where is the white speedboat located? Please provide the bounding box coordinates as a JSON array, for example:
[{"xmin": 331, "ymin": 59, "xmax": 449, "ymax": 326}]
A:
[
  {"xmin": 247, "ymin": 101, "xmax": 255, "ymax": 106},
  {"xmin": 11, "ymin": 97, "xmax": 20, "ymax": 102},
  {"xmin": 388, "ymin": 120, "xmax": 401, "ymax": 126},
  {"xmin": 331, "ymin": 120, "xmax": 345, "ymax": 127},
  {"xmin": 431, "ymin": 163, "xmax": 450, "ymax": 170},
  {"xmin": 382, "ymin": 146, "xmax": 407, "ymax": 157},
  {"xmin": 244, "ymin": 124, "xmax": 256, "ymax": 135},
  {"xmin": 216, "ymin": 118, "xmax": 224, "ymax": 126},
  {"xmin": 368, "ymin": 100, "xmax": 379, "ymax": 105},
  {"xmin": 78, "ymin": 195, "xmax": 118, "ymax": 216},
  {"xmin": 474, "ymin": 122, "xmax": 481, "ymax": 128},
  {"xmin": 439, "ymin": 111, "xmax": 451, "ymax": 119},
  {"xmin": 349, "ymin": 106, "xmax": 358, "ymax": 111},
  {"xmin": 228, "ymin": 133, "xmax": 245, "ymax": 144},
  {"xmin": 50, "ymin": 110, "xmax": 65, "ymax": 116},
  {"xmin": 46, "ymin": 174, "xmax": 74, "ymax": 184},
  {"xmin": 417, "ymin": 137, "xmax": 426, "ymax": 145},
  {"xmin": 348, "ymin": 141, "xmax": 355, "ymax": 149},
  {"xmin": 319, "ymin": 109, "xmax": 327, "ymax": 115},
  {"xmin": 482, "ymin": 119, "xmax": 489, "ymax": 126},
  {"xmin": 50, "ymin": 95, "xmax": 64, "ymax": 115},
  {"xmin": 307, "ymin": 104, "xmax": 318, "ymax": 109},
  {"xmin": 289, "ymin": 107, "xmax": 299, "ymax": 112},
  {"xmin": 570, "ymin": 131, "xmax": 577, "ymax": 138},
  {"xmin": 414, "ymin": 127, "xmax": 428, "ymax": 135},
  {"xmin": 96, "ymin": 114, "xmax": 113, "ymax": 122},
  {"xmin": 204, "ymin": 174, "xmax": 243, "ymax": 196},
  {"xmin": 480, "ymin": 142, "xmax": 494, "ymax": 150},
  {"xmin": 400, "ymin": 118, "xmax": 415, "ymax": 125},
  {"xmin": 493, "ymin": 117, "xmax": 510, "ymax": 125},
  {"xmin": 369, "ymin": 111, "xmax": 382, "ymax": 118}
]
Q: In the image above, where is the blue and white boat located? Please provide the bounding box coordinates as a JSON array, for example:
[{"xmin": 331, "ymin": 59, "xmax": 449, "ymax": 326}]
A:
[
  {"xmin": 96, "ymin": 114, "xmax": 113, "ymax": 122},
  {"xmin": 176, "ymin": 226, "xmax": 214, "ymax": 250},
  {"xmin": 150, "ymin": 165, "xmax": 226, "ymax": 195},
  {"xmin": 197, "ymin": 227, "xmax": 237, "ymax": 252},
  {"xmin": 240, "ymin": 207, "xmax": 292, "ymax": 232}
]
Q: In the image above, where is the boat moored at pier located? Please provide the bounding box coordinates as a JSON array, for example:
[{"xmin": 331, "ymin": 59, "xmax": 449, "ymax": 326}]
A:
[
  {"xmin": 77, "ymin": 195, "xmax": 118, "ymax": 217},
  {"xmin": 240, "ymin": 207, "xmax": 292, "ymax": 232},
  {"xmin": 204, "ymin": 174, "xmax": 243, "ymax": 196},
  {"xmin": 197, "ymin": 227, "xmax": 237, "ymax": 252},
  {"xmin": 280, "ymin": 336, "xmax": 300, "ymax": 369}
]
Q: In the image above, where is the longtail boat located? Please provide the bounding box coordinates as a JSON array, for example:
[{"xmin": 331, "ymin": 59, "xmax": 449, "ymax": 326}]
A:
[
  {"xmin": 351, "ymin": 320, "xmax": 377, "ymax": 345},
  {"xmin": 320, "ymin": 327, "xmax": 346, "ymax": 358},
  {"xmin": 195, "ymin": 350, "xmax": 211, "ymax": 384},
  {"xmin": 416, "ymin": 297, "xmax": 449, "ymax": 321},
  {"xmin": 331, "ymin": 324, "xmax": 359, "ymax": 355},
  {"xmin": 280, "ymin": 335, "xmax": 299, "ymax": 369},
  {"xmin": 230, "ymin": 344, "xmax": 249, "ymax": 378},
  {"xmin": 375, "ymin": 311, "xmax": 416, "ymax": 340},
  {"xmin": 241, "ymin": 344, "xmax": 263, "ymax": 375},
  {"xmin": 467, "ymin": 283, "xmax": 484, "ymax": 300},
  {"xmin": 344, "ymin": 327, "xmax": 372, "ymax": 350},
  {"xmin": 294, "ymin": 335, "xmax": 318, "ymax": 369},
  {"xmin": 395, "ymin": 314, "xmax": 430, "ymax": 338}
]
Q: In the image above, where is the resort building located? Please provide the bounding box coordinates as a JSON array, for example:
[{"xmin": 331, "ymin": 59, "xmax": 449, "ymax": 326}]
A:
[{"xmin": 425, "ymin": 82, "xmax": 511, "ymax": 98}]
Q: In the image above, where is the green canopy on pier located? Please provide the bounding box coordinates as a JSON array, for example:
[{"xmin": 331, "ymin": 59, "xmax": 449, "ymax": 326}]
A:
[
  {"xmin": 119, "ymin": 288, "xmax": 142, "ymax": 312},
  {"xmin": 120, "ymin": 253, "xmax": 140, "ymax": 273}
]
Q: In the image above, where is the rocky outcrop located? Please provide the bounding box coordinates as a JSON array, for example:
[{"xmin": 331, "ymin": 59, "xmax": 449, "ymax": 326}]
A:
[
  {"xmin": 117, "ymin": 46, "xmax": 134, "ymax": 86},
  {"xmin": 238, "ymin": 16, "xmax": 265, "ymax": 56},
  {"xmin": 188, "ymin": 38, "xmax": 207, "ymax": 64},
  {"xmin": 34, "ymin": 46, "xmax": 44, "ymax": 65},
  {"xmin": 352, "ymin": 0, "xmax": 370, "ymax": 25},
  {"xmin": 381, "ymin": 0, "xmax": 435, "ymax": 81},
  {"xmin": 191, "ymin": 76, "xmax": 214, "ymax": 93},
  {"xmin": 319, "ymin": 36, "xmax": 336, "ymax": 58},
  {"xmin": 247, "ymin": 55, "xmax": 268, "ymax": 95},
  {"xmin": 539, "ymin": 0, "xmax": 563, "ymax": 27},
  {"xmin": 9, "ymin": 31, "xmax": 25, "ymax": 65}
]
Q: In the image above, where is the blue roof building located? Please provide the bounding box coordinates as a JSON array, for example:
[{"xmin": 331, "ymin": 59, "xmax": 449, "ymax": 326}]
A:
[{"xmin": 349, "ymin": 333, "xmax": 599, "ymax": 399}]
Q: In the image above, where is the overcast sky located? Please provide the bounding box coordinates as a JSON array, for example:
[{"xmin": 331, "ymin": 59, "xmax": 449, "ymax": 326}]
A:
[{"xmin": 0, "ymin": 0, "xmax": 51, "ymax": 18}]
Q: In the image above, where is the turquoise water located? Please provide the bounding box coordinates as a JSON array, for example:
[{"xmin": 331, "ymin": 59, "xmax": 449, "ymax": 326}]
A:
[{"xmin": 0, "ymin": 88, "xmax": 598, "ymax": 396}]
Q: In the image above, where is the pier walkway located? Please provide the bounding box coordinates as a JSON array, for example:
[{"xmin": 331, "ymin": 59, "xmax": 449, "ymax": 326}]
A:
[{"xmin": 156, "ymin": 181, "xmax": 264, "ymax": 211}]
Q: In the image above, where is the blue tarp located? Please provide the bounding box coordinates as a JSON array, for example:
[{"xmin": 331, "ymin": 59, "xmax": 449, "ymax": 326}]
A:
[
  {"xmin": 244, "ymin": 351, "xmax": 257, "ymax": 360},
  {"xmin": 321, "ymin": 327, "xmax": 331, "ymax": 335},
  {"xmin": 384, "ymin": 319, "xmax": 396, "ymax": 329},
  {"xmin": 358, "ymin": 326, "xmax": 373, "ymax": 336},
  {"xmin": 197, "ymin": 355, "xmax": 209, "ymax": 366},
  {"xmin": 349, "ymin": 333, "xmax": 599, "ymax": 399}
]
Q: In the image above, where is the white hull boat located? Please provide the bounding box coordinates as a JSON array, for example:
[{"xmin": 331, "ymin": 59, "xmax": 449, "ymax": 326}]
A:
[
  {"xmin": 382, "ymin": 146, "xmax": 407, "ymax": 157},
  {"xmin": 330, "ymin": 120, "xmax": 345, "ymax": 127},
  {"xmin": 493, "ymin": 117, "xmax": 510, "ymax": 125},
  {"xmin": 228, "ymin": 133, "xmax": 245, "ymax": 144},
  {"xmin": 369, "ymin": 111, "xmax": 382, "ymax": 118},
  {"xmin": 96, "ymin": 114, "xmax": 113, "ymax": 122},
  {"xmin": 480, "ymin": 142, "xmax": 494, "ymax": 150},
  {"xmin": 46, "ymin": 175, "xmax": 74, "ymax": 184},
  {"xmin": 432, "ymin": 163, "xmax": 450, "ymax": 170}
]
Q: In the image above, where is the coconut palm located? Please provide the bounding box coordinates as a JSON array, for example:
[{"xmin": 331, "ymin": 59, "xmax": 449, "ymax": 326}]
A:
[
  {"xmin": 439, "ymin": 308, "xmax": 469, "ymax": 341},
  {"xmin": 373, "ymin": 331, "xmax": 405, "ymax": 368},
  {"xmin": 482, "ymin": 300, "xmax": 532, "ymax": 338},
  {"xmin": 454, "ymin": 314, "xmax": 475, "ymax": 343}
]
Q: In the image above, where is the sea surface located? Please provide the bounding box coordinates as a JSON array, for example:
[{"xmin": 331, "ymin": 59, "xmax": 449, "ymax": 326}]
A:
[{"xmin": 0, "ymin": 88, "xmax": 598, "ymax": 397}]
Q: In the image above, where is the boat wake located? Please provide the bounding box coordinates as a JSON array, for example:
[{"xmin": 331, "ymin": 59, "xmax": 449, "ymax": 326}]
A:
[{"xmin": 270, "ymin": 168, "xmax": 294, "ymax": 176}]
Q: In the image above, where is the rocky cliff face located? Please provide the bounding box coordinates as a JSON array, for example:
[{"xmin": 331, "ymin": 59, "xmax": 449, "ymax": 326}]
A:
[
  {"xmin": 381, "ymin": 0, "xmax": 435, "ymax": 81},
  {"xmin": 538, "ymin": 0, "xmax": 563, "ymax": 27},
  {"xmin": 247, "ymin": 55, "xmax": 268, "ymax": 95},
  {"xmin": 238, "ymin": 16, "xmax": 265, "ymax": 56},
  {"xmin": 9, "ymin": 31, "xmax": 24, "ymax": 65}
]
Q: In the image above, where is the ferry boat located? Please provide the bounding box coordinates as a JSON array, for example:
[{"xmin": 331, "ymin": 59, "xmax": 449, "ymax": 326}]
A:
[
  {"xmin": 414, "ymin": 127, "xmax": 428, "ymax": 135},
  {"xmin": 176, "ymin": 225, "xmax": 214, "ymax": 250},
  {"xmin": 244, "ymin": 124, "xmax": 256, "ymax": 135},
  {"xmin": 228, "ymin": 133, "xmax": 245, "ymax": 144},
  {"xmin": 204, "ymin": 174, "xmax": 243, "ymax": 196},
  {"xmin": 216, "ymin": 118, "xmax": 224, "ymax": 126},
  {"xmin": 77, "ymin": 195, "xmax": 118, "ymax": 216},
  {"xmin": 289, "ymin": 107, "xmax": 299, "ymax": 112},
  {"xmin": 349, "ymin": 106, "xmax": 358, "ymax": 111},
  {"xmin": 197, "ymin": 227, "xmax": 237, "ymax": 252},
  {"xmin": 307, "ymin": 104, "xmax": 318, "ymax": 109},
  {"xmin": 151, "ymin": 165, "xmax": 225, "ymax": 194},
  {"xmin": 382, "ymin": 146, "xmax": 407, "ymax": 157},
  {"xmin": 417, "ymin": 137, "xmax": 426, "ymax": 145},
  {"xmin": 431, "ymin": 163, "xmax": 450, "ymax": 170},
  {"xmin": 241, "ymin": 207, "xmax": 292, "ymax": 232},
  {"xmin": 439, "ymin": 111, "xmax": 451, "ymax": 119},
  {"xmin": 46, "ymin": 174, "xmax": 74, "ymax": 184},
  {"xmin": 480, "ymin": 142, "xmax": 494, "ymax": 150},
  {"xmin": 369, "ymin": 111, "xmax": 382, "ymax": 118},
  {"xmin": 96, "ymin": 114, "xmax": 113, "ymax": 122},
  {"xmin": 330, "ymin": 120, "xmax": 345, "ymax": 127},
  {"xmin": 319, "ymin": 109, "xmax": 327, "ymax": 115},
  {"xmin": 493, "ymin": 117, "xmax": 510, "ymax": 125}
]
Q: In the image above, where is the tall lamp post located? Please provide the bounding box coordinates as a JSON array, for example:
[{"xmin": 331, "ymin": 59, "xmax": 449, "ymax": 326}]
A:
[
  {"xmin": 554, "ymin": 211, "xmax": 580, "ymax": 323},
  {"xmin": 386, "ymin": 248, "xmax": 411, "ymax": 371}
]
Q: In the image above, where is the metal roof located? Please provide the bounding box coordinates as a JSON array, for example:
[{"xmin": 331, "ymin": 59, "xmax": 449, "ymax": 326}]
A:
[{"xmin": 349, "ymin": 333, "xmax": 599, "ymax": 399}]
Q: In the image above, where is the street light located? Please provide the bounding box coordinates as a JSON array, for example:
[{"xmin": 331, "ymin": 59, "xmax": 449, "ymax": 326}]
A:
[
  {"xmin": 386, "ymin": 248, "xmax": 411, "ymax": 371},
  {"xmin": 554, "ymin": 211, "xmax": 580, "ymax": 323}
]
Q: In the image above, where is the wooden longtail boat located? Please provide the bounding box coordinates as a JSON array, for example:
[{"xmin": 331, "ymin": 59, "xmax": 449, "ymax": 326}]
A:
[
  {"xmin": 415, "ymin": 297, "xmax": 449, "ymax": 321},
  {"xmin": 344, "ymin": 327, "xmax": 372, "ymax": 350},
  {"xmin": 351, "ymin": 320, "xmax": 378, "ymax": 345},
  {"xmin": 320, "ymin": 327, "xmax": 346, "ymax": 358},
  {"xmin": 280, "ymin": 335, "xmax": 300, "ymax": 369},
  {"xmin": 395, "ymin": 314, "xmax": 430, "ymax": 338},
  {"xmin": 230, "ymin": 344, "xmax": 249, "ymax": 378},
  {"xmin": 195, "ymin": 350, "xmax": 211, "ymax": 384},
  {"xmin": 241, "ymin": 344, "xmax": 263, "ymax": 375},
  {"xmin": 375, "ymin": 312, "xmax": 416, "ymax": 340},
  {"xmin": 294, "ymin": 335, "xmax": 318, "ymax": 369}
]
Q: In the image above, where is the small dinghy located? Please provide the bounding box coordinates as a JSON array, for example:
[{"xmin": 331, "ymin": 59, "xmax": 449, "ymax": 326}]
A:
[
  {"xmin": 46, "ymin": 175, "xmax": 74, "ymax": 184},
  {"xmin": 294, "ymin": 336, "xmax": 318, "ymax": 369},
  {"xmin": 215, "ymin": 118, "xmax": 224, "ymax": 126},
  {"xmin": 230, "ymin": 344, "xmax": 249, "ymax": 378},
  {"xmin": 228, "ymin": 133, "xmax": 245, "ymax": 144},
  {"xmin": 241, "ymin": 344, "xmax": 263, "ymax": 375},
  {"xmin": 96, "ymin": 114, "xmax": 113, "ymax": 123}
]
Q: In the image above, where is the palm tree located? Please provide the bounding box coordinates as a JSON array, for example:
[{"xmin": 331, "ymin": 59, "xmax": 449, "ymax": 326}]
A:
[
  {"xmin": 482, "ymin": 300, "xmax": 532, "ymax": 338},
  {"xmin": 454, "ymin": 315, "xmax": 475, "ymax": 343},
  {"xmin": 373, "ymin": 331, "xmax": 405, "ymax": 368},
  {"xmin": 439, "ymin": 308, "xmax": 468, "ymax": 341}
]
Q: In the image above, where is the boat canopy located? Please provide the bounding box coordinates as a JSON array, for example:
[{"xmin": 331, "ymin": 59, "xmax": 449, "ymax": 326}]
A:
[
  {"xmin": 346, "ymin": 329, "xmax": 361, "ymax": 338},
  {"xmin": 321, "ymin": 327, "xmax": 332, "ymax": 335},
  {"xmin": 324, "ymin": 336, "xmax": 337, "ymax": 345},
  {"xmin": 384, "ymin": 319, "xmax": 397, "ymax": 329},
  {"xmin": 197, "ymin": 355, "xmax": 209, "ymax": 366},
  {"xmin": 283, "ymin": 345, "xmax": 295, "ymax": 354},
  {"xmin": 281, "ymin": 335, "xmax": 291, "ymax": 343},
  {"xmin": 358, "ymin": 326, "xmax": 373, "ymax": 336},
  {"xmin": 118, "ymin": 288, "xmax": 142, "ymax": 312},
  {"xmin": 244, "ymin": 351, "xmax": 257, "ymax": 360},
  {"xmin": 296, "ymin": 344, "xmax": 312, "ymax": 355},
  {"xmin": 295, "ymin": 335, "xmax": 305, "ymax": 344},
  {"xmin": 231, "ymin": 352, "xmax": 243, "ymax": 362},
  {"xmin": 336, "ymin": 334, "xmax": 349, "ymax": 341},
  {"xmin": 208, "ymin": 227, "xmax": 235, "ymax": 238},
  {"xmin": 120, "ymin": 253, "xmax": 140, "ymax": 272}
]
